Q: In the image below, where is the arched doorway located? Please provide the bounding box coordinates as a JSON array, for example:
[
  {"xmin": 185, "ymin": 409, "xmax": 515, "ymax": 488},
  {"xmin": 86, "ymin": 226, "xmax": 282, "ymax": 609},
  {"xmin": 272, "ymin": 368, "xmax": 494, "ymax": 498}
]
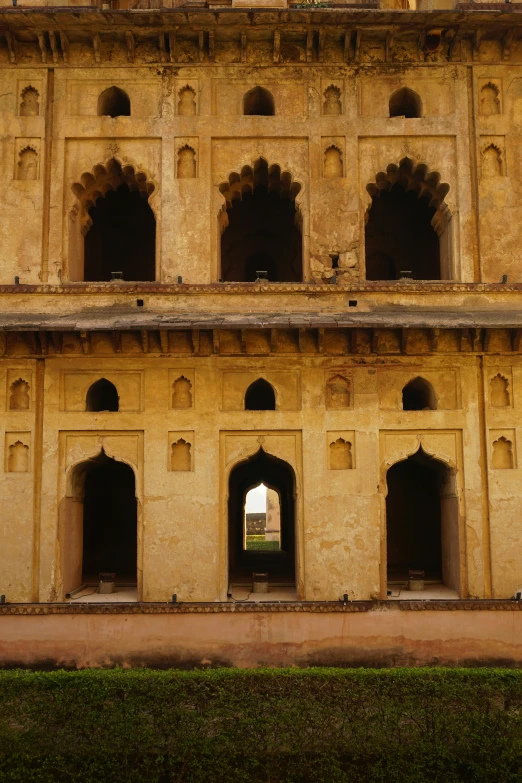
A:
[
  {"xmin": 61, "ymin": 451, "xmax": 137, "ymax": 595},
  {"xmin": 365, "ymin": 157, "xmax": 452, "ymax": 281},
  {"xmin": 385, "ymin": 448, "xmax": 460, "ymax": 594},
  {"xmin": 69, "ymin": 158, "xmax": 156, "ymax": 282},
  {"xmin": 228, "ymin": 449, "xmax": 296, "ymax": 587},
  {"xmin": 219, "ymin": 158, "xmax": 302, "ymax": 282}
]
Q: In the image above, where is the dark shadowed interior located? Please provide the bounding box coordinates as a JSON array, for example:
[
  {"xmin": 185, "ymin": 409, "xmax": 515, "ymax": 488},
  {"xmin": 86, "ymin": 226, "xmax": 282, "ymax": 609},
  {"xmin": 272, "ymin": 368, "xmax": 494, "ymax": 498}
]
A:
[
  {"xmin": 82, "ymin": 456, "xmax": 137, "ymax": 584},
  {"xmin": 365, "ymin": 184, "xmax": 440, "ymax": 280},
  {"xmin": 84, "ymin": 184, "xmax": 156, "ymax": 282},
  {"xmin": 221, "ymin": 189, "xmax": 302, "ymax": 282}
]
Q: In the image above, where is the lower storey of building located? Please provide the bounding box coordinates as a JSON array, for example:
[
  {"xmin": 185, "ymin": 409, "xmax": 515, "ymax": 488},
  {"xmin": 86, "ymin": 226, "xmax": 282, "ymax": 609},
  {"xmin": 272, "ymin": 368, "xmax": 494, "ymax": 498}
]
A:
[{"xmin": 1, "ymin": 351, "xmax": 521, "ymax": 603}]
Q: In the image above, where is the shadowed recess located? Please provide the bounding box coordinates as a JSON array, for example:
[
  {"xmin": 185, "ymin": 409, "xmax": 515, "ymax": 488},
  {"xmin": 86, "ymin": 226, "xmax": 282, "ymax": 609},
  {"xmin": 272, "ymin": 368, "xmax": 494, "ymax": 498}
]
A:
[
  {"xmin": 98, "ymin": 86, "xmax": 131, "ymax": 117},
  {"xmin": 243, "ymin": 86, "xmax": 275, "ymax": 116},
  {"xmin": 386, "ymin": 448, "xmax": 459, "ymax": 592},
  {"xmin": 219, "ymin": 158, "xmax": 302, "ymax": 282},
  {"xmin": 389, "ymin": 87, "xmax": 422, "ymax": 118},
  {"xmin": 84, "ymin": 184, "xmax": 156, "ymax": 282},
  {"xmin": 402, "ymin": 377, "xmax": 437, "ymax": 411},
  {"xmin": 245, "ymin": 378, "xmax": 276, "ymax": 411},
  {"xmin": 86, "ymin": 378, "xmax": 119, "ymax": 412},
  {"xmin": 82, "ymin": 453, "xmax": 137, "ymax": 583}
]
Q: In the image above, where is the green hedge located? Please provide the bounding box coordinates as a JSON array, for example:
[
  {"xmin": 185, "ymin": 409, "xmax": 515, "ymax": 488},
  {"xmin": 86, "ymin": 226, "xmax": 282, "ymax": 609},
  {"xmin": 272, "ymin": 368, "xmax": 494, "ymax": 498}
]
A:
[{"xmin": 1, "ymin": 668, "xmax": 522, "ymax": 782}]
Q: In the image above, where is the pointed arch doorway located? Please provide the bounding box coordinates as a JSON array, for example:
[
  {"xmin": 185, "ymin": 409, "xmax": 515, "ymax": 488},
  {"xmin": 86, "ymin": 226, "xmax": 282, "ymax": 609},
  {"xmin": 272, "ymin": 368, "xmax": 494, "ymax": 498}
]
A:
[
  {"xmin": 385, "ymin": 448, "xmax": 461, "ymax": 595},
  {"xmin": 228, "ymin": 449, "xmax": 296, "ymax": 587},
  {"xmin": 61, "ymin": 451, "xmax": 138, "ymax": 597}
]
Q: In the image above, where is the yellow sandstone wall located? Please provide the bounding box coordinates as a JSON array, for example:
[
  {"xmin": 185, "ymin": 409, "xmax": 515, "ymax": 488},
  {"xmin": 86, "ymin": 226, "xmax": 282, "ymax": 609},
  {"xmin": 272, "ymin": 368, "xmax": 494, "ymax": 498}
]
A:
[
  {"xmin": 1, "ymin": 24, "xmax": 522, "ymax": 606},
  {"xmin": 0, "ymin": 61, "xmax": 519, "ymax": 285},
  {"xmin": 1, "ymin": 350, "xmax": 522, "ymax": 603}
]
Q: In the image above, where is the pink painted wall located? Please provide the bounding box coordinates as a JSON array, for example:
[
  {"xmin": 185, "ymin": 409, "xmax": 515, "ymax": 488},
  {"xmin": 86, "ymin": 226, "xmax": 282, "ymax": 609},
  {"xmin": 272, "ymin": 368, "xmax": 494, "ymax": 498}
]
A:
[{"xmin": 1, "ymin": 604, "xmax": 522, "ymax": 668}]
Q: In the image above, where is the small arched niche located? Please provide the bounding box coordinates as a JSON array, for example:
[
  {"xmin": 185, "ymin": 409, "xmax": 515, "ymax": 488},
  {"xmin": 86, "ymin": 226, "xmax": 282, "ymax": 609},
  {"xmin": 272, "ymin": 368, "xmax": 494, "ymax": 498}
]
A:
[
  {"xmin": 86, "ymin": 378, "xmax": 119, "ymax": 412},
  {"xmin": 17, "ymin": 147, "xmax": 38, "ymax": 181},
  {"xmin": 245, "ymin": 379, "xmax": 276, "ymax": 411},
  {"xmin": 326, "ymin": 375, "xmax": 350, "ymax": 409},
  {"xmin": 97, "ymin": 86, "xmax": 131, "ymax": 118},
  {"xmin": 402, "ymin": 377, "xmax": 437, "ymax": 411},
  {"xmin": 8, "ymin": 441, "xmax": 29, "ymax": 473},
  {"xmin": 172, "ymin": 376, "xmax": 192, "ymax": 409},
  {"xmin": 178, "ymin": 85, "xmax": 196, "ymax": 116},
  {"xmin": 9, "ymin": 378, "xmax": 30, "ymax": 410},
  {"xmin": 329, "ymin": 438, "xmax": 353, "ymax": 470},
  {"xmin": 490, "ymin": 374, "xmax": 510, "ymax": 407},
  {"xmin": 177, "ymin": 146, "xmax": 196, "ymax": 179},
  {"xmin": 171, "ymin": 438, "xmax": 192, "ymax": 471},
  {"xmin": 389, "ymin": 87, "xmax": 422, "ymax": 119},
  {"xmin": 492, "ymin": 436, "xmax": 514, "ymax": 469},
  {"xmin": 243, "ymin": 86, "xmax": 275, "ymax": 116},
  {"xmin": 323, "ymin": 85, "xmax": 342, "ymax": 115},
  {"xmin": 20, "ymin": 86, "xmax": 39, "ymax": 116},
  {"xmin": 480, "ymin": 83, "xmax": 500, "ymax": 116},
  {"xmin": 482, "ymin": 145, "xmax": 503, "ymax": 178},
  {"xmin": 324, "ymin": 146, "xmax": 343, "ymax": 179}
]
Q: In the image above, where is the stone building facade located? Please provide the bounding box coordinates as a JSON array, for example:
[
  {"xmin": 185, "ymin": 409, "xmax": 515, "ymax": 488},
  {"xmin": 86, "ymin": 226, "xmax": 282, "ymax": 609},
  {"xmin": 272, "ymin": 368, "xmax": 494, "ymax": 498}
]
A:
[{"xmin": 1, "ymin": 0, "xmax": 522, "ymax": 611}]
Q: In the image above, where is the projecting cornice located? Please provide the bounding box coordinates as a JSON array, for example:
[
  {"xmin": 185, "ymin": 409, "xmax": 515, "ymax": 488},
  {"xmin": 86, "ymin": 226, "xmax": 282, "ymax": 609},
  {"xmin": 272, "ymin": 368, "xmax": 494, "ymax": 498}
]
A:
[{"xmin": 0, "ymin": 7, "xmax": 521, "ymax": 65}]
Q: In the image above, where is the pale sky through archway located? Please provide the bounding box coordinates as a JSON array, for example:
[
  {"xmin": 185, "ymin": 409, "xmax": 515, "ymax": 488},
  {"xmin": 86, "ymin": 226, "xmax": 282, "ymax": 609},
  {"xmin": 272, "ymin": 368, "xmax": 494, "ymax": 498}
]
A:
[{"xmin": 245, "ymin": 483, "xmax": 267, "ymax": 513}]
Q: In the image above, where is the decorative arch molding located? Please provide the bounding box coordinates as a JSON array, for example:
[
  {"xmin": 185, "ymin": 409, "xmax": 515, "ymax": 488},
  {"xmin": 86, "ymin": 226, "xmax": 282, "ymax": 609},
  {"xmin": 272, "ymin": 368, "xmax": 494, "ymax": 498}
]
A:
[
  {"xmin": 365, "ymin": 156, "xmax": 454, "ymax": 281},
  {"xmin": 379, "ymin": 434, "xmax": 458, "ymax": 498},
  {"xmin": 223, "ymin": 433, "xmax": 301, "ymax": 500},
  {"xmin": 58, "ymin": 431, "xmax": 144, "ymax": 601},
  {"xmin": 63, "ymin": 433, "xmax": 142, "ymax": 498},
  {"xmin": 71, "ymin": 157, "xmax": 158, "ymax": 234},
  {"xmin": 366, "ymin": 157, "xmax": 450, "ymax": 212},
  {"xmin": 66, "ymin": 446, "xmax": 139, "ymax": 500},
  {"xmin": 218, "ymin": 156, "xmax": 303, "ymax": 231}
]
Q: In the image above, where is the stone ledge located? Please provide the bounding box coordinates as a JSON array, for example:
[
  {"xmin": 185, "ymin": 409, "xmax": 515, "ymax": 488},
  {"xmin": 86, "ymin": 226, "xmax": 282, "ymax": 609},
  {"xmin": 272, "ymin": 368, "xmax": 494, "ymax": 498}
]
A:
[{"xmin": 2, "ymin": 600, "xmax": 521, "ymax": 615}]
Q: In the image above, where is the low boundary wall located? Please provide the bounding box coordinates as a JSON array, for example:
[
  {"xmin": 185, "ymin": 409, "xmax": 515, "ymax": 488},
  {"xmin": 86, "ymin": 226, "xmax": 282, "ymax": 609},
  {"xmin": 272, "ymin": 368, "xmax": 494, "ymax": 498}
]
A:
[{"xmin": 1, "ymin": 600, "xmax": 522, "ymax": 668}]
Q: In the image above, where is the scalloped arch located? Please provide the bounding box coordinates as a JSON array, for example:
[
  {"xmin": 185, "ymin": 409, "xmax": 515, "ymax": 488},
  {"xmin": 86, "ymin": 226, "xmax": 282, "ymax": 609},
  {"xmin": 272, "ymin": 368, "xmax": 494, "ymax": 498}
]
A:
[
  {"xmin": 71, "ymin": 157, "xmax": 157, "ymax": 232},
  {"xmin": 366, "ymin": 156, "xmax": 450, "ymax": 211}
]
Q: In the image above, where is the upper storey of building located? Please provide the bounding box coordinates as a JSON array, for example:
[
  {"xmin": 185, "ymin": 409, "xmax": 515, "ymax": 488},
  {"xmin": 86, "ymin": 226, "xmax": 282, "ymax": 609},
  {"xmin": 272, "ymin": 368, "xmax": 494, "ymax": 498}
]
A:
[{"xmin": 1, "ymin": 1, "xmax": 522, "ymax": 330}]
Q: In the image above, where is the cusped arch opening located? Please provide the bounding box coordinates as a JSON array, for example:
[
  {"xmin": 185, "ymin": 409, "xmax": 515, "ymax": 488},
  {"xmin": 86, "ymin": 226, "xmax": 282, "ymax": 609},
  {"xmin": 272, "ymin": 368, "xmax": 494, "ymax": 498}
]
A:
[
  {"xmin": 243, "ymin": 86, "xmax": 275, "ymax": 116},
  {"xmin": 402, "ymin": 377, "xmax": 437, "ymax": 411},
  {"xmin": 70, "ymin": 158, "xmax": 156, "ymax": 282},
  {"xmin": 365, "ymin": 157, "xmax": 452, "ymax": 281},
  {"xmin": 98, "ymin": 86, "xmax": 131, "ymax": 118},
  {"xmin": 245, "ymin": 378, "xmax": 276, "ymax": 411},
  {"xmin": 385, "ymin": 446, "xmax": 460, "ymax": 596},
  {"xmin": 219, "ymin": 158, "xmax": 302, "ymax": 283},
  {"xmin": 389, "ymin": 87, "xmax": 422, "ymax": 119},
  {"xmin": 86, "ymin": 378, "xmax": 119, "ymax": 412}
]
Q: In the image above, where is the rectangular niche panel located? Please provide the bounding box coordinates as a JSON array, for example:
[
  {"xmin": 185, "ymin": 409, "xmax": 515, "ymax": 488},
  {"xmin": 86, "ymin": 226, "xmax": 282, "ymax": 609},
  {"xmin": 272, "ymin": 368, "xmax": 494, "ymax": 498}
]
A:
[
  {"xmin": 168, "ymin": 369, "xmax": 195, "ymax": 409},
  {"xmin": 61, "ymin": 371, "xmax": 142, "ymax": 412},
  {"xmin": 168, "ymin": 431, "xmax": 194, "ymax": 471},
  {"xmin": 327, "ymin": 431, "xmax": 355, "ymax": 470},
  {"xmin": 490, "ymin": 429, "xmax": 517, "ymax": 469},
  {"xmin": 5, "ymin": 432, "xmax": 31, "ymax": 473}
]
